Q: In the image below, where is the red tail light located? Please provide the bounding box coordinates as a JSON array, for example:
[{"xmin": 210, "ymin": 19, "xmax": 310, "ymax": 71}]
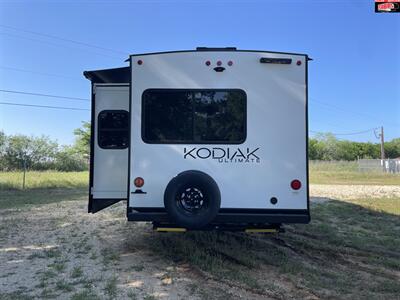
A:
[
  {"xmin": 291, "ymin": 179, "xmax": 301, "ymax": 190},
  {"xmin": 134, "ymin": 177, "xmax": 144, "ymax": 188}
]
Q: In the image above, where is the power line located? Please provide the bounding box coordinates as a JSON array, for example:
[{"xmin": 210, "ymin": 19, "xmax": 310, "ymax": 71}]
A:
[
  {"xmin": 309, "ymin": 118, "xmax": 355, "ymax": 131},
  {"xmin": 0, "ymin": 31, "xmax": 123, "ymax": 60},
  {"xmin": 0, "ymin": 66, "xmax": 82, "ymax": 81},
  {"xmin": 0, "ymin": 89, "xmax": 89, "ymax": 101},
  {"xmin": 310, "ymin": 97, "xmax": 400, "ymax": 128},
  {"xmin": 329, "ymin": 128, "xmax": 376, "ymax": 136},
  {"xmin": 0, "ymin": 101, "xmax": 387, "ymax": 137},
  {"xmin": 0, "ymin": 24, "xmax": 129, "ymax": 56},
  {"xmin": 309, "ymin": 128, "xmax": 377, "ymax": 136},
  {"xmin": 0, "ymin": 102, "xmax": 89, "ymax": 111}
]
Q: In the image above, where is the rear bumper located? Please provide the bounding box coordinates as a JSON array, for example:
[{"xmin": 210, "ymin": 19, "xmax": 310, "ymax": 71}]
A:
[{"xmin": 127, "ymin": 208, "xmax": 310, "ymax": 224}]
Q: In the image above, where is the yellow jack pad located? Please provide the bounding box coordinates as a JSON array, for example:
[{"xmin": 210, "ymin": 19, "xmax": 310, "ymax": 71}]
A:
[
  {"xmin": 245, "ymin": 228, "xmax": 278, "ymax": 233},
  {"xmin": 155, "ymin": 227, "xmax": 187, "ymax": 232}
]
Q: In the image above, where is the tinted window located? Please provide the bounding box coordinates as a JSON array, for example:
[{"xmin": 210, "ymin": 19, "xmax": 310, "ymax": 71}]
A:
[
  {"xmin": 142, "ymin": 90, "xmax": 246, "ymax": 143},
  {"xmin": 98, "ymin": 110, "xmax": 129, "ymax": 149}
]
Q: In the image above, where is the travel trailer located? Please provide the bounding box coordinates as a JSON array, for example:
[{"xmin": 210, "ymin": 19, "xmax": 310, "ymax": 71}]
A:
[{"xmin": 84, "ymin": 47, "xmax": 310, "ymax": 231}]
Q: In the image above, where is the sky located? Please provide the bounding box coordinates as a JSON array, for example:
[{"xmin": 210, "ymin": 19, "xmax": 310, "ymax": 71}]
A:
[{"xmin": 0, "ymin": 0, "xmax": 399, "ymax": 146}]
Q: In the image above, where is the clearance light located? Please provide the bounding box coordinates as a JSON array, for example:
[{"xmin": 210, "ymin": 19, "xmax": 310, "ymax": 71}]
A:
[
  {"xmin": 137, "ymin": 60, "xmax": 143, "ymax": 65},
  {"xmin": 134, "ymin": 177, "xmax": 144, "ymax": 188},
  {"xmin": 296, "ymin": 60, "xmax": 302, "ymax": 66},
  {"xmin": 205, "ymin": 60, "xmax": 211, "ymax": 66},
  {"xmin": 291, "ymin": 179, "xmax": 301, "ymax": 190},
  {"xmin": 227, "ymin": 60, "xmax": 233, "ymax": 66},
  {"xmin": 216, "ymin": 60, "xmax": 222, "ymax": 66}
]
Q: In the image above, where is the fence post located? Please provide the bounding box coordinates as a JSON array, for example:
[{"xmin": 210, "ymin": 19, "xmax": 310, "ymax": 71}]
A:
[{"xmin": 22, "ymin": 159, "xmax": 26, "ymax": 190}]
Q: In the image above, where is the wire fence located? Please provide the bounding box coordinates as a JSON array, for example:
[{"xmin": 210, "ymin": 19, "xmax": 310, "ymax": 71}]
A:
[
  {"xmin": 309, "ymin": 160, "xmax": 358, "ymax": 172},
  {"xmin": 310, "ymin": 159, "xmax": 400, "ymax": 173},
  {"xmin": 358, "ymin": 159, "xmax": 400, "ymax": 174}
]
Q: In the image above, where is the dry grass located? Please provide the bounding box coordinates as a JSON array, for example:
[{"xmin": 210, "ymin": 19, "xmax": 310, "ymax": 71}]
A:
[
  {"xmin": 0, "ymin": 169, "xmax": 399, "ymax": 299},
  {"xmin": 1, "ymin": 166, "xmax": 399, "ymax": 193},
  {"xmin": 309, "ymin": 170, "xmax": 400, "ymax": 185},
  {"xmin": 0, "ymin": 189, "xmax": 86, "ymax": 209},
  {"xmin": 0, "ymin": 188, "xmax": 399, "ymax": 299},
  {"xmin": 309, "ymin": 161, "xmax": 400, "ymax": 185},
  {"xmin": 0, "ymin": 171, "xmax": 88, "ymax": 190},
  {"xmin": 147, "ymin": 197, "xmax": 400, "ymax": 299}
]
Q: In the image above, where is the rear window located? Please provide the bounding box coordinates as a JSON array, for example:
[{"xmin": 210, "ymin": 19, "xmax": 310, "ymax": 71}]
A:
[
  {"xmin": 98, "ymin": 110, "xmax": 129, "ymax": 149},
  {"xmin": 142, "ymin": 89, "xmax": 246, "ymax": 144}
]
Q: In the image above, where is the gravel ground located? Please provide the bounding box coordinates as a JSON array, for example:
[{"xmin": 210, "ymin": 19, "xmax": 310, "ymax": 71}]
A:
[
  {"xmin": 310, "ymin": 184, "xmax": 400, "ymax": 200},
  {"xmin": 0, "ymin": 184, "xmax": 398, "ymax": 299},
  {"xmin": 0, "ymin": 200, "xmax": 205, "ymax": 300}
]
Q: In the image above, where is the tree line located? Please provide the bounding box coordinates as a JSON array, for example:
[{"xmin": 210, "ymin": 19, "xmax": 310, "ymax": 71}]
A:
[
  {"xmin": 0, "ymin": 122, "xmax": 90, "ymax": 171},
  {"xmin": 309, "ymin": 133, "xmax": 400, "ymax": 161},
  {"xmin": 1, "ymin": 123, "xmax": 399, "ymax": 171}
]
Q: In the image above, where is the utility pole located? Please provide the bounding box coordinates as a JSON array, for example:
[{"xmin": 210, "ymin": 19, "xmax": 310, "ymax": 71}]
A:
[
  {"xmin": 374, "ymin": 127, "xmax": 386, "ymax": 172},
  {"xmin": 374, "ymin": 127, "xmax": 385, "ymax": 160},
  {"xmin": 380, "ymin": 126, "xmax": 385, "ymax": 160}
]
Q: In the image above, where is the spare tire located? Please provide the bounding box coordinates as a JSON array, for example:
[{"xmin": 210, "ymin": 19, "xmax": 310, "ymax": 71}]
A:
[{"xmin": 164, "ymin": 170, "xmax": 221, "ymax": 229}]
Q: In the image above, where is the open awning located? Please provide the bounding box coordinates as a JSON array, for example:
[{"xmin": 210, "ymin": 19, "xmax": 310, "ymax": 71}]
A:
[{"xmin": 83, "ymin": 67, "xmax": 130, "ymax": 84}]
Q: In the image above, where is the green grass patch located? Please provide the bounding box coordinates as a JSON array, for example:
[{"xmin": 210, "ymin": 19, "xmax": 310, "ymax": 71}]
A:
[
  {"xmin": 101, "ymin": 248, "xmax": 120, "ymax": 266},
  {"xmin": 146, "ymin": 197, "xmax": 400, "ymax": 299},
  {"xmin": 0, "ymin": 189, "xmax": 86, "ymax": 209},
  {"xmin": 103, "ymin": 276, "xmax": 118, "ymax": 298},
  {"xmin": 70, "ymin": 289, "xmax": 99, "ymax": 300},
  {"xmin": 1, "ymin": 167, "xmax": 398, "ymax": 192},
  {"xmin": 340, "ymin": 197, "xmax": 400, "ymax": 215},
  {"xmin": 0, "ymin": 171, "xmax": 87, "ymax": 210},
  {"xmin": 0, "ymin": 171, "xmax": 88, "ymax": 190},
  {"xmin": 126, "ymin": 289, "xmax": 137, "ymax": 299},
  {"xmin": 309, "ymin": 161, "xmax": 400, "ymax": 185},
  {"xmin": 148, "ymin": 230, "xmax": 267, "ymax": 292},
  {"xmin": 309, "ymin": 170, "xmax": 400, "ymax": 185},
  {"xmin": 70, "ymin": 266, "xmax": 83, "ymax": 279},
  {"xmin": 44, "ymin": 248, "xmax": 62, "ymax": 259},
  {"xmin": 48, "ymin": 261, "xmax": 66, "ymax": 273},
  {"xmin": 0, "ymin": 291, "xmax": 33, "ymax": 300},
  {"xmin": 39, "ymin": 270, "xmax": 57, "ymax": 281},
  {"xmin": 55, "ymin": 280, "xmax": 74, "ymax": 292}
]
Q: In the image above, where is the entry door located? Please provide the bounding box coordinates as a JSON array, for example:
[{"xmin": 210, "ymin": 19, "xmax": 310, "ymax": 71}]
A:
[{"xmin": 89, "ymin": 84, "xmax": 129, "ymax": 213}]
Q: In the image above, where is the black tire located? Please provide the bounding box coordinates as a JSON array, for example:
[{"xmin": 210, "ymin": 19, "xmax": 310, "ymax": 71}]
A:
[{"xmin": 164, "ymin": 170, "xmax": 221, "ymax": 229}]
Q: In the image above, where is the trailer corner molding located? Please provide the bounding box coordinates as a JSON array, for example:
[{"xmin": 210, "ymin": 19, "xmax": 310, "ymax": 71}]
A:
[
  {"xmin": 84, "ymin": 47, "xmax": 310, "ymax": 231},
  {"xmin": 183, "ymin": 147, "xmax": 260, "ymax": 163}
]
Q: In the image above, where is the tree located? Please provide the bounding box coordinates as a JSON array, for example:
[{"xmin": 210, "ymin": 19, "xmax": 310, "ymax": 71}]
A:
[
  {"xmin": 0, "ymin": 131, "xmax": 5, "ymax": 150},
  {"xmin": 54, "ymin": 146, "xmax": 87, "ymax": 171},
  {"xmin": 73, "ymin": 121, "xmax": 91, "ymax": 157},
  {"xmin": 2, "ymin": 134, "xmax": 58, "ymax": 170},
  {"xmin": 385, "ymin": 138, "xmax": 400, "ymax": 158},
  {"xmin": 309, "ymin": 138, "xmax": 324, "ymax": 160},
  {"xmin": 312, "ymin": 133, "xmax": 341, "ymax": 160},
  {"xmin": 0, "ymin": 132, "xmax": 90, "ymax": 171},
  {"xmin": 307, "ymin": 133, "xmax": 394, "ymax": 161},
  {"xmin": 0, "ymin": 131, "xmax": 7, "ymax": 170}
]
